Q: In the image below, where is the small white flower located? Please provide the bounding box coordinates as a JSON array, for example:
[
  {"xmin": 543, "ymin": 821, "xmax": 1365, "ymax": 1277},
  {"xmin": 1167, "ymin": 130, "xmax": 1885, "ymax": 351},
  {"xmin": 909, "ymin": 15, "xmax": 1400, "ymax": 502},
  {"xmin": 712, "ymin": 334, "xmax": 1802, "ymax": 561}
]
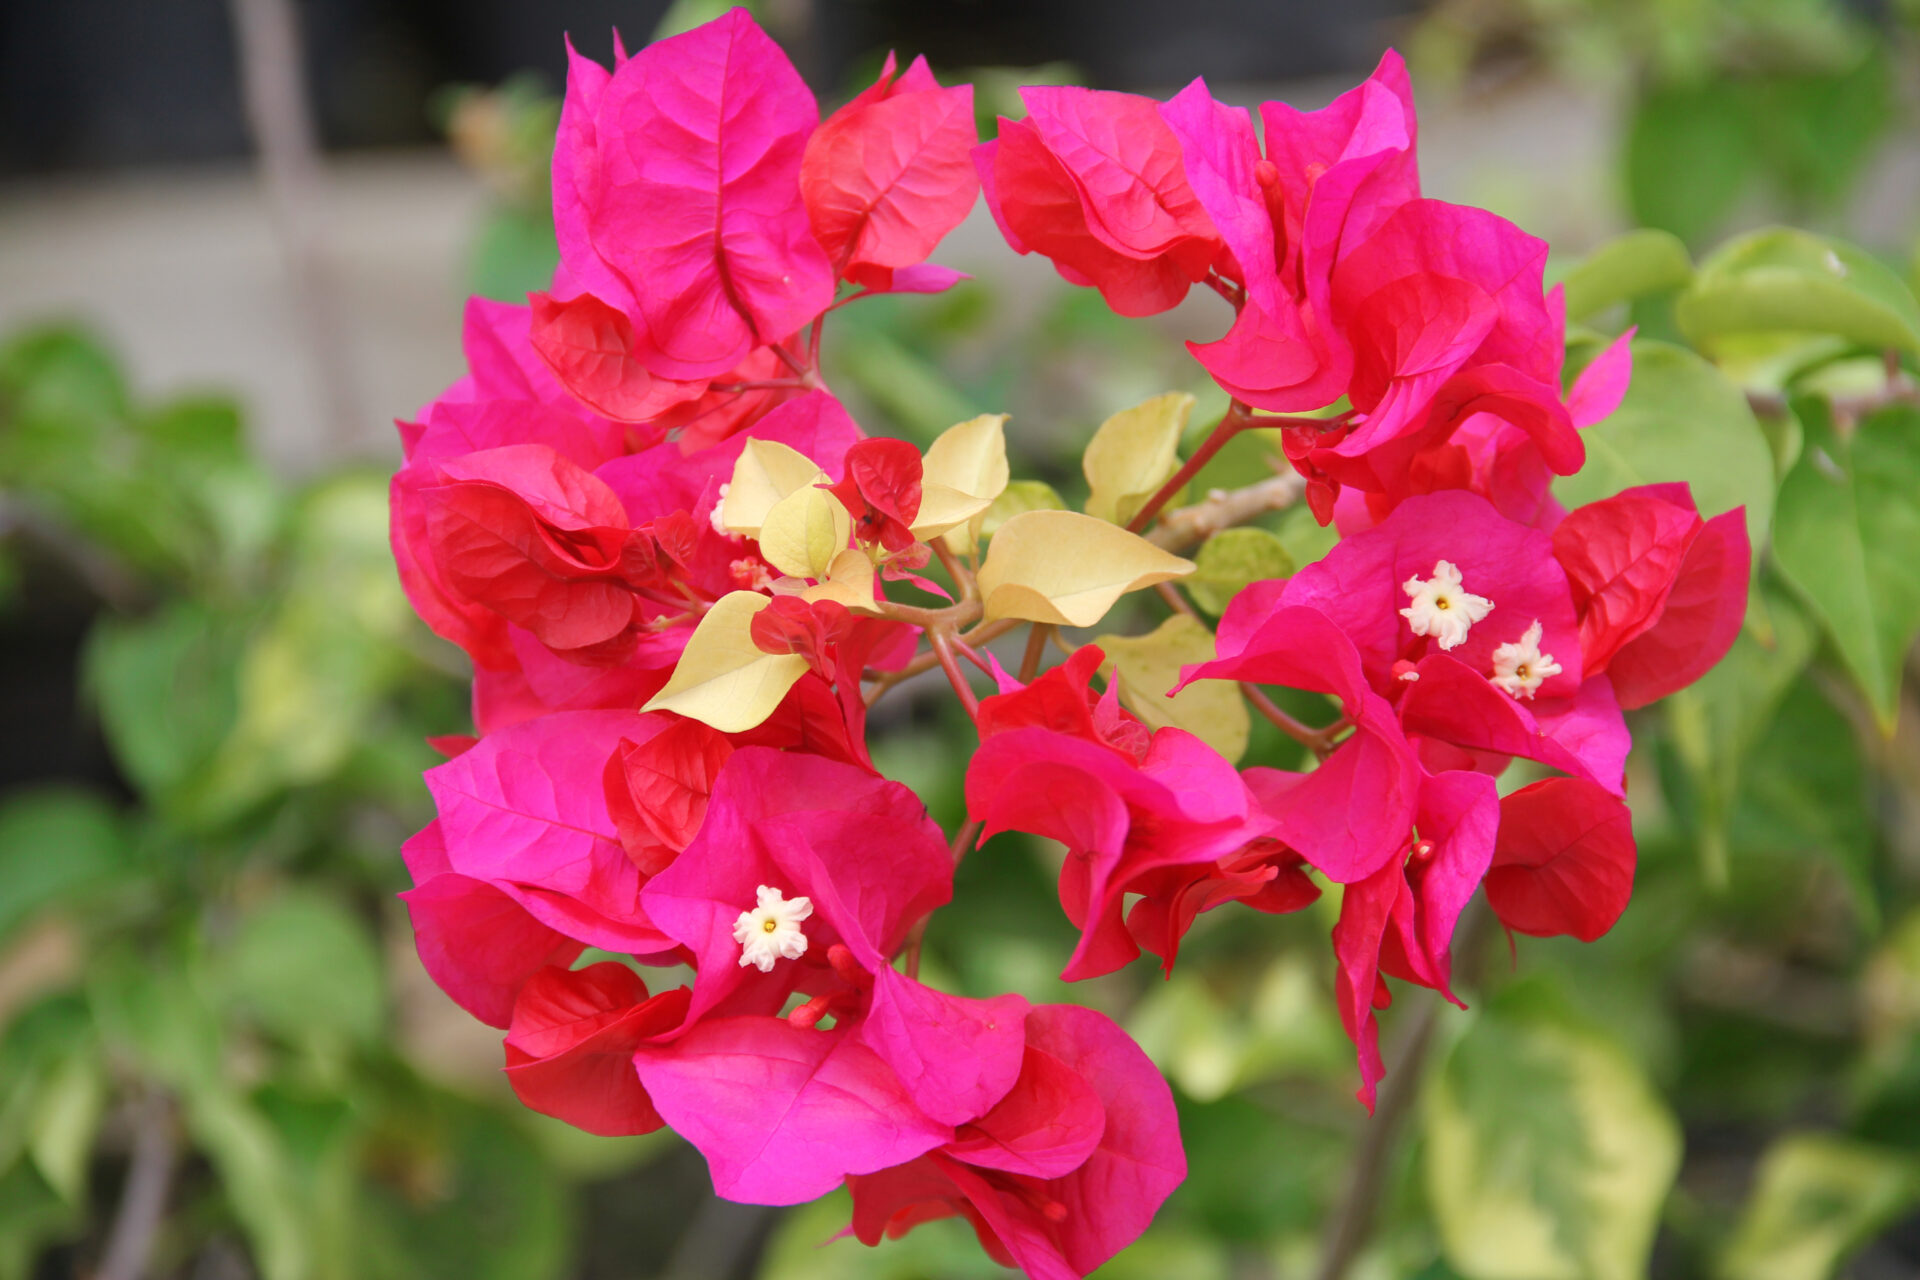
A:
[
  {"xmin": 733, "ymin": 885, "xmax": 813, "ymax": 972},
  {"xmin": 1489, "ymin": 619, "xmax": 1563, "ymax": 700},
  {"xmin": 710, "ymin": 484, "xmax": 733, "ymax": 536},
  {"xmin": 1399, "ymin": 560, "xmax": 1493, "ymax": 650}
]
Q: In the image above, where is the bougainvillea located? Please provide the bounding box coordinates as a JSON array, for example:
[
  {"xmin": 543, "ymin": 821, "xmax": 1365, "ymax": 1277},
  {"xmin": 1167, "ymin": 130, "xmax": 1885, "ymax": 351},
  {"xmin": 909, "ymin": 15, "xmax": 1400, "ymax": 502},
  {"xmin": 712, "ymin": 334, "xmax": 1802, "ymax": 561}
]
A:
[{"xmin": 390, "ymin": 11, "xmax": 1749, "ymax": 1274}]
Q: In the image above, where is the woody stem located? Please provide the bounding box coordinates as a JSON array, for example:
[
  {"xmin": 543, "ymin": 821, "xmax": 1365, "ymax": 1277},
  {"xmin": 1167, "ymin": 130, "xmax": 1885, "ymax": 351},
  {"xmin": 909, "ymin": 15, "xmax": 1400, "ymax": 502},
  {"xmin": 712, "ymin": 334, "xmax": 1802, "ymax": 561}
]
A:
[
  {"xmin": 932, "ymin": 539, "xmax": 977, "ymax": 602},
  {"xmin": 1127, "ymin": 401, "xmax": 1255, "ymax": 534},
  {"xmin": 1018, "ymin": 623, "xmax": 1053, "ymax": 683},
  {"xmin": 928, "ymin": 627, "xmax": 980, "ymax": 718},
  {"xmin": 1242, "ymin": 684, "xmax": 1341, "ymax": 760}
]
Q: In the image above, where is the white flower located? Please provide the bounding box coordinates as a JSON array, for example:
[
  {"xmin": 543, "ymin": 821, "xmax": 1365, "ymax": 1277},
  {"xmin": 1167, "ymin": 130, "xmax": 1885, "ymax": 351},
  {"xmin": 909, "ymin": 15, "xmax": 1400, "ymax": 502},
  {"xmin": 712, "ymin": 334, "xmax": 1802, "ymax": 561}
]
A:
[
  {"xmin": 1489, "ymin": 620, "xmax": 1563, "ymax": 700},
  {"xmin": 1399, "ymin": 560, "xmax": 1493, "ymax": 650},
  {"xmin": 733, "ymin": 885, "xmax": 813, "ymax": 972},
  {"xmin": 710, "ymin": 484, "xmax": 733, "ymax": 536}
]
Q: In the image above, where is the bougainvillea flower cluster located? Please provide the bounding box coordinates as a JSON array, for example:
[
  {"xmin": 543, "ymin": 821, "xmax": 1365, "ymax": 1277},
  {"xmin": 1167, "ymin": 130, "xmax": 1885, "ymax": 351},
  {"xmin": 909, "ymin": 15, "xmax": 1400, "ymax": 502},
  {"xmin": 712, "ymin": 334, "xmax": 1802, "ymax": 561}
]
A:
[{"xmin": 390, "ymin": 10, "xmax": 1750, "ymax": 1274}]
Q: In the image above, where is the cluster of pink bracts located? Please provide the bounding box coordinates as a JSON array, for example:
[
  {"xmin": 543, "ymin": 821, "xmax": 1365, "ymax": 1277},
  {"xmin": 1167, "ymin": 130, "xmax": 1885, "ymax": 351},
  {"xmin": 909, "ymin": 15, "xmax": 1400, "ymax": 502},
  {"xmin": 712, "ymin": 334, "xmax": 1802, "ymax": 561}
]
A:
[{"xmin": 390, "ymin": 9, "xmax": 1749, "ymax": 1275}]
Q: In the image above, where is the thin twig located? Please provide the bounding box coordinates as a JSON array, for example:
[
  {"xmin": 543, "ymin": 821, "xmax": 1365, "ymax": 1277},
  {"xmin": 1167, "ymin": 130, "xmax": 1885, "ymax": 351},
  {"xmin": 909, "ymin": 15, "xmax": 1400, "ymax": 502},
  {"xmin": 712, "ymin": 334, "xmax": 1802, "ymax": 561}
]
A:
[
  {"xmin": 1313, "ymin": 900, "xmax": 1494, "ymax": 1280},
  {"xmin": 1745, "ymin": 374, "xmax": 1920, "ymax": 425},
  {"xmin": 1155, "ymin": 579, "xmax": 1200, "ymax": 619},
  {"xmin": 1018, "ymin": 623, "xmax": 1052, "ymax": 683},
  {"xmin": 864, "ymin": 616, "xmax": 1020, "ymax": 705},
  {"xmin": 1148, "ymin": 472, "xmax": 1309, "ymax": 552},
  {"xmin": 1127, "ymin": 402, "xmax": 1254, "ymax": 535},
  {"xmin": 98, "ymin": 1091, "xmax": 178, "ymax": 1280},
  {"xmin": 228, "ymin": 0, "xmax": 363, "ymax": 449},
  {"xmin": 1311, "ymin": 995, "xmax": 1440, "ymax": 1280},
  {"xmin": 1241, "ymin": 684, "xmax": 1341, "ymax": 759},
  {"xmin": 927, "ymin": 628, "xmax": 980, "ymax": 718},
  {"xmin": 931, "ymin": 539, "xmax": 976, "ymax": 602}
]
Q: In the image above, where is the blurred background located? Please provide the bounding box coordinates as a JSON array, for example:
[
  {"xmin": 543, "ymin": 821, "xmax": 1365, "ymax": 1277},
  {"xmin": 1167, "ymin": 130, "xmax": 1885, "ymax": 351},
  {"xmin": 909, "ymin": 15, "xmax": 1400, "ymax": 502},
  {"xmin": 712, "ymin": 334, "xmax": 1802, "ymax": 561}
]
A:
[{"xmin": 4, "ymin": 1, "xmax": 1920, "ymax": 1277}]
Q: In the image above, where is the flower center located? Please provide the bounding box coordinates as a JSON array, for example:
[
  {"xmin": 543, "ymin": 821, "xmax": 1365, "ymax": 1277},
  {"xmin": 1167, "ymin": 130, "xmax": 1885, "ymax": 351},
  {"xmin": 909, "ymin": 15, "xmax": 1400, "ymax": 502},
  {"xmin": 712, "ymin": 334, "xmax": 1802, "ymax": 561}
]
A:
[
  {"xmin": 1400, "ymin": 559, "xmax": 1493, "ymax": 650},
  {"xmin": 1489, "ymin": 620, "xmax": 1563, "ymax": 701},
  {"xmin": 733, "ymin": 885, "xmax": 813, "ymax": 972}
]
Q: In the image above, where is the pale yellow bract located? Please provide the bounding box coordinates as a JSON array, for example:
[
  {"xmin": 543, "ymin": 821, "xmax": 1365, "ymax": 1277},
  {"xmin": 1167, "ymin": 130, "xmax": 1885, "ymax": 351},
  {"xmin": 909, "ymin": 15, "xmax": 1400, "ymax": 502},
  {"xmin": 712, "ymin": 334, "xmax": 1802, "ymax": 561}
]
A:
[
  {"xmin": 910, "ymin": 413, "xmax": 1010, "ymax": 539},
  {"xmin": 641, "ymin": 591, "xmax": 811, "ymax": 732},
  {"xmin": 976, "ymin": 509, "xmax": 1194, "ymax": 628},
  {"xmin": 1082, "ymin": 391, "xmax": 1194, "ymax": 526},
  {"xmin": 720, "ymin": 439, "xmax": 826, "ymax": 536}
]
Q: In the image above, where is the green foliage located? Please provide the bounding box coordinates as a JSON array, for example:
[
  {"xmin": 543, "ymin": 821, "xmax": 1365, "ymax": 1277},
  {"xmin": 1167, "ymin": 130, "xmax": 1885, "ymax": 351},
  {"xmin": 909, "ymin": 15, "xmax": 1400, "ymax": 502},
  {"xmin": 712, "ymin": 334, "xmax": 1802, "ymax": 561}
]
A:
[
  {"xmin": 1771, "ymin": 400, "xmax": 1920, "ymax": 730},
  {"xmin": 1424, "ymin": 988, "xmax": 1682, "ymax": 1280},
  {"xmin": 1560, "ymin": 229, "xmax": 1694, "ymax": 325},
  {"xmin": 1553, "ymin": 339, "xmax": 1776, "ymax": 548},
  {"xmin": 1186, "ymin": 527, "xmax": 1294, "ymax": 617},
  {"xmin": 1678, "ymin": 228, "xmax": 1920, "ymax": 359},
  {"xmin": 1718, "ymin": 1135, "xmax": 1920, "ymax": 1280}
]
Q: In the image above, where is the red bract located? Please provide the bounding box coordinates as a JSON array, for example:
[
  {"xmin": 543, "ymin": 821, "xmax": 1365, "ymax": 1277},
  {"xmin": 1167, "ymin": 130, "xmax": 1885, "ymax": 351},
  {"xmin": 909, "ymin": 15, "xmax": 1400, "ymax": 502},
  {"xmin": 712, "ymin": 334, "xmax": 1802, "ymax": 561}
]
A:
[
  {"xmin": 827, "ymin": 437, "xmax": 925, "ymax": 555},
  {"xmin": 554, "ymin": 11, "xmax": 833, "ymax": 381},
  {"xmin": 634, "ymin": 748, "xmax": 1030, "ymax": 1202},
  {"xmin": 603, "ymin": 718, "xmax": 734, "ymax": 875},
  {"xmin": 966, "ymin": 649, "xmax": 1279, "ymax": 979},
  {"xmin": 978, "ymin": 88, "xmax": 1224, "ymax": 316},
  {"xmin": 1552, "ymin": 484, "xmax": 1751, "ymax": 708},
  {"xmin": 848, "ymin": 1004, "xmax": 1185, "ymax": 1280},
  {"xmin": 527, "ymin": 290, "xmax": 706, "ymax": 423},
  {"xmin": 503, "ymin": 962, "xmax": 690, "ymax": 1136},
  {"xmin": 802, "ymin": 53, "xmax": 978, "ymax": 290},
  {"xmin": 1331, "ymin": 767, "xmax": 1498, "ymax": 1108},
  {"xmin": 1483, "ymin": 776, "xmax": 1636, "ymax": 941}
]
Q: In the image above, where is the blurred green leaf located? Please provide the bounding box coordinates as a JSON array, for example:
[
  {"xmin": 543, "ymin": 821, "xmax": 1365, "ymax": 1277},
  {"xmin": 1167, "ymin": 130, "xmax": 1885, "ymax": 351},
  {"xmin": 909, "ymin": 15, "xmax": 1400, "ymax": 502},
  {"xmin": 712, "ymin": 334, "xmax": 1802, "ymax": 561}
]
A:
[
  {"xmin": 1424, "ymin": 989, "xmax": 1681, "ymax": 1280},
  {"xmin": 1718, "ymin": 1134, "xmax": 1919, "ymax": 1280},
  {"xmin": 469, "ymin": 207, "xmax": 560, "ymax": 305},
  {"xmin": 224, "ymin": 891, "xmax": 386, "ymax": 1050},
  {"xmin": 0, "ymin": 787, "xmax": 126, "ymax": 941},
  {"xmin": 1553, "ymin": 340, "xmax": 1775, "ymax": 550},
  {"xmin": 1678, "ymin": 229, "xmax": 1920, "ymax": 359},
  {"xmin": 357, "ymin": 1089, "xmax": 570, "ymax": 1280},
  {"xmin": 1771, "ymin": 401, "xmax": 1920, "ymax": 731},
  {"xmin": 1729, "ymin": 679, "xmax": 1877, "ymax": 926},
  {"xmin": 85, "ymin": 602, "xmax": 243, "ymax": 806},
  {"xmin": 1625, "ymin": 81, "xmax": 1755, "ymax": 247},
  {"xmin": 1755, "ymin": 50, "xmax": 1894, "ymax": 214},
  {"xmin": 1561, "ymin": 230, "xmax": 1694, "ymax": 324},
  {"xmin": 833, "ymin": 331, "xmax": 980, "ymax": 444},
  {"xmin": 0, "ymin": 1162, "xmax": 78, "ymax": 1280},
  {"xmin": 26, "ymin": 1047, "xmax": 104, "ymax": 1203},
  {"xmin": 1187, "ymin": 527, "xmax": 1294, "ymax": 617},
  {"xmin": 1095, "ymin": 614, "xmax": 1249, "ymax": 763},
  {"xmin": 187, "ymin": 1084, "xmax": 315, "ymax": 1280},
  {"xmin": 758, "ymin": 1189, "xmax": 1006, "ymax": 1280},
  {"xmin": 1128, "ymin": 957, "xmax": 1348, "ymax": 1102}
]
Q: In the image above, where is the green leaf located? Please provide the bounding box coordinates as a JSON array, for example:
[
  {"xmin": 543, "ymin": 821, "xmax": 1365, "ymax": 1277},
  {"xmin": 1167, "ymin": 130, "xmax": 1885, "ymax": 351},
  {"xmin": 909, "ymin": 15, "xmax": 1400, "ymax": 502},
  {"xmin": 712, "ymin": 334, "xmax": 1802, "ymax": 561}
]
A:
[
  {"xmin": 1424, "ymin": 988, "xmax": 1682, "ymax": 1280},
  {"xmin": 1186, "ymin": 526, "xmax": 1294, "ymax": 617},
  {"xmin": 85, "ymin": 602, "xmax": 242, "ymax": 807},
  {"xmin": 1094, "ymin": 614, "xmax": 1249, "ymax": 763},
  {"xmin": 1728, "ymin": 679, "xmax": 1877, "ymax": 926},
  {"xmin": 1552, "ymin": 340, "xmax": 1775, "ymax": 551},
  {"xmin": 0, "ymin": 788, "xmax": 125, "ymax": 941},
  {"xmin": 1663, "ymin": 583, "xmax": 1820, "ymax": 886},
  {"xmin": 1678, "ymin": 228, "xmax": 1920, "ymax": 358},
  {"xmin": 1771, "ymin": 401, "xmax": 1920, "ymax": 730},
  {"xmin": 469, "ymin": 206, "xmax": 560, "ymax": 305},
  {"xmin": 1754, "ymin": 50, "xmax": 1894, "ymax": 214},
  {"xmin": 186, "ymin": 1085, "xmax": 314, "ymax": 1280},
  {"xmin": 1561, "ymin": 230, "xmax": 1695, "ymax": 324},
  {"xmin": 759, "ymin": 1189, "xmax": 1007, "ymax": 1280},
  {"xmin": 26, "ymin": 1049, "xmax": 104, "ymax": 1203},
  {"xmin": 1625, "ymin": 80, "xmax": 1755, "ymax": 247},
  {"xmin": 1718, "ymin": 1134, "xmax": 1920, "ymax": 1280},
  {"xmin": 223, "ymin": 891, "xmax": 386, "ymax": 1049},
  {"xmin": 0, "ymin": 1163, "xmax": 79, "ymax": 1280}
]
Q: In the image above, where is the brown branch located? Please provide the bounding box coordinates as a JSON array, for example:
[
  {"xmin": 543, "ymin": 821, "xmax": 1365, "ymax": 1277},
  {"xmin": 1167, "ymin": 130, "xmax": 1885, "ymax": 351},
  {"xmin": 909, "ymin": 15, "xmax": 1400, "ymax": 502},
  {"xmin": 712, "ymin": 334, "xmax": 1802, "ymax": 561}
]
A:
[
  {"xmin": 1018, "ymin": 623, "xmax": 1052, "ymax": 683},
  {"xmin": 227, "ymin": 0, "xmax": 363, "ymax": 449},
  {"xmin": 1127, "ymin": 401, "xmax": 1255, "ymax": 535},
  {"xmin": 1148, "ymin": 472, "xmax": 1308, "ymax": 552},
  {"xmin": 927, "ymin": 628, "xmax": 980, "ymax": 718},
  {"xmin": 98, "ymin": 1091, "xmax": 178, "ymax": 1280},
  {"xmin": 1313, "ymin": 900, "xmax": 1494, "ymax": 1280},
  {"xmin": 1745, "ymin": 372, "xmax": 1920, "ymax": 425}
]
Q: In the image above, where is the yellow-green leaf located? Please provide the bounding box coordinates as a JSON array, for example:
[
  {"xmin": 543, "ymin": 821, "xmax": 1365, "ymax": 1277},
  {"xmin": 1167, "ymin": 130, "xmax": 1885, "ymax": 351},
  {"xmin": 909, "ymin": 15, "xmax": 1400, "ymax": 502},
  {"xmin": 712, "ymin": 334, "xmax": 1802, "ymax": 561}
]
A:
[
  {"xmin": 977, "ymin": 510, "xmax": 1194, "ymax": 628},
  {"xmin": 1083, "ymin": 392, "xmax": 1193, "ymax": 526},
  {"xmin": 1094, "ymin": 615, "xmax": 1248, "ymax": 762},
  {"xmin": 721, "ymin": 439, "xmax": 824, "ymax": 536},
  {"xmin": 1677, "ymin": 227, "xmax": 1920, "ymax": 357},
  {"xmin": 1425, "ymin": 993, "xmax": 1681, "ymax": 1280},
  {"xmin": 1719, "ymin": 1134, "xmax": 1920, "ymax": 1280},
  {"xmin": 642, "ymin": 592, "xmax": 810, "ymax": 732},
  {"xmin": 757, "ymin": 479, "xmax": 851, "ymax": 579},
  {"xmin": 944, "ymin": 479, "xmax": 1067, "ymax": 555},
  {"xmin": 1561, "ymin": 229, "xmax": 1694, "ymax": 323},
  {"xmin": 913, "ymin": 413, "xmax": 1010, "ymax": 539},
  {"xmin": 1186, "ymin": 527, "xmax": 1294, "ymax": 617}
]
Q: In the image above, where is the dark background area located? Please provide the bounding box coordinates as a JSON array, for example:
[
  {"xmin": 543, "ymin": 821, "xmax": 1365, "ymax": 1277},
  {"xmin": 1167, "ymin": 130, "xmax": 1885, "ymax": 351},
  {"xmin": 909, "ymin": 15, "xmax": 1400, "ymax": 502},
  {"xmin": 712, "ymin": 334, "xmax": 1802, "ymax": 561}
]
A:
[{"xmin": 0, "ymin": 0, "xmax": 1416, "ymax": 176}]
